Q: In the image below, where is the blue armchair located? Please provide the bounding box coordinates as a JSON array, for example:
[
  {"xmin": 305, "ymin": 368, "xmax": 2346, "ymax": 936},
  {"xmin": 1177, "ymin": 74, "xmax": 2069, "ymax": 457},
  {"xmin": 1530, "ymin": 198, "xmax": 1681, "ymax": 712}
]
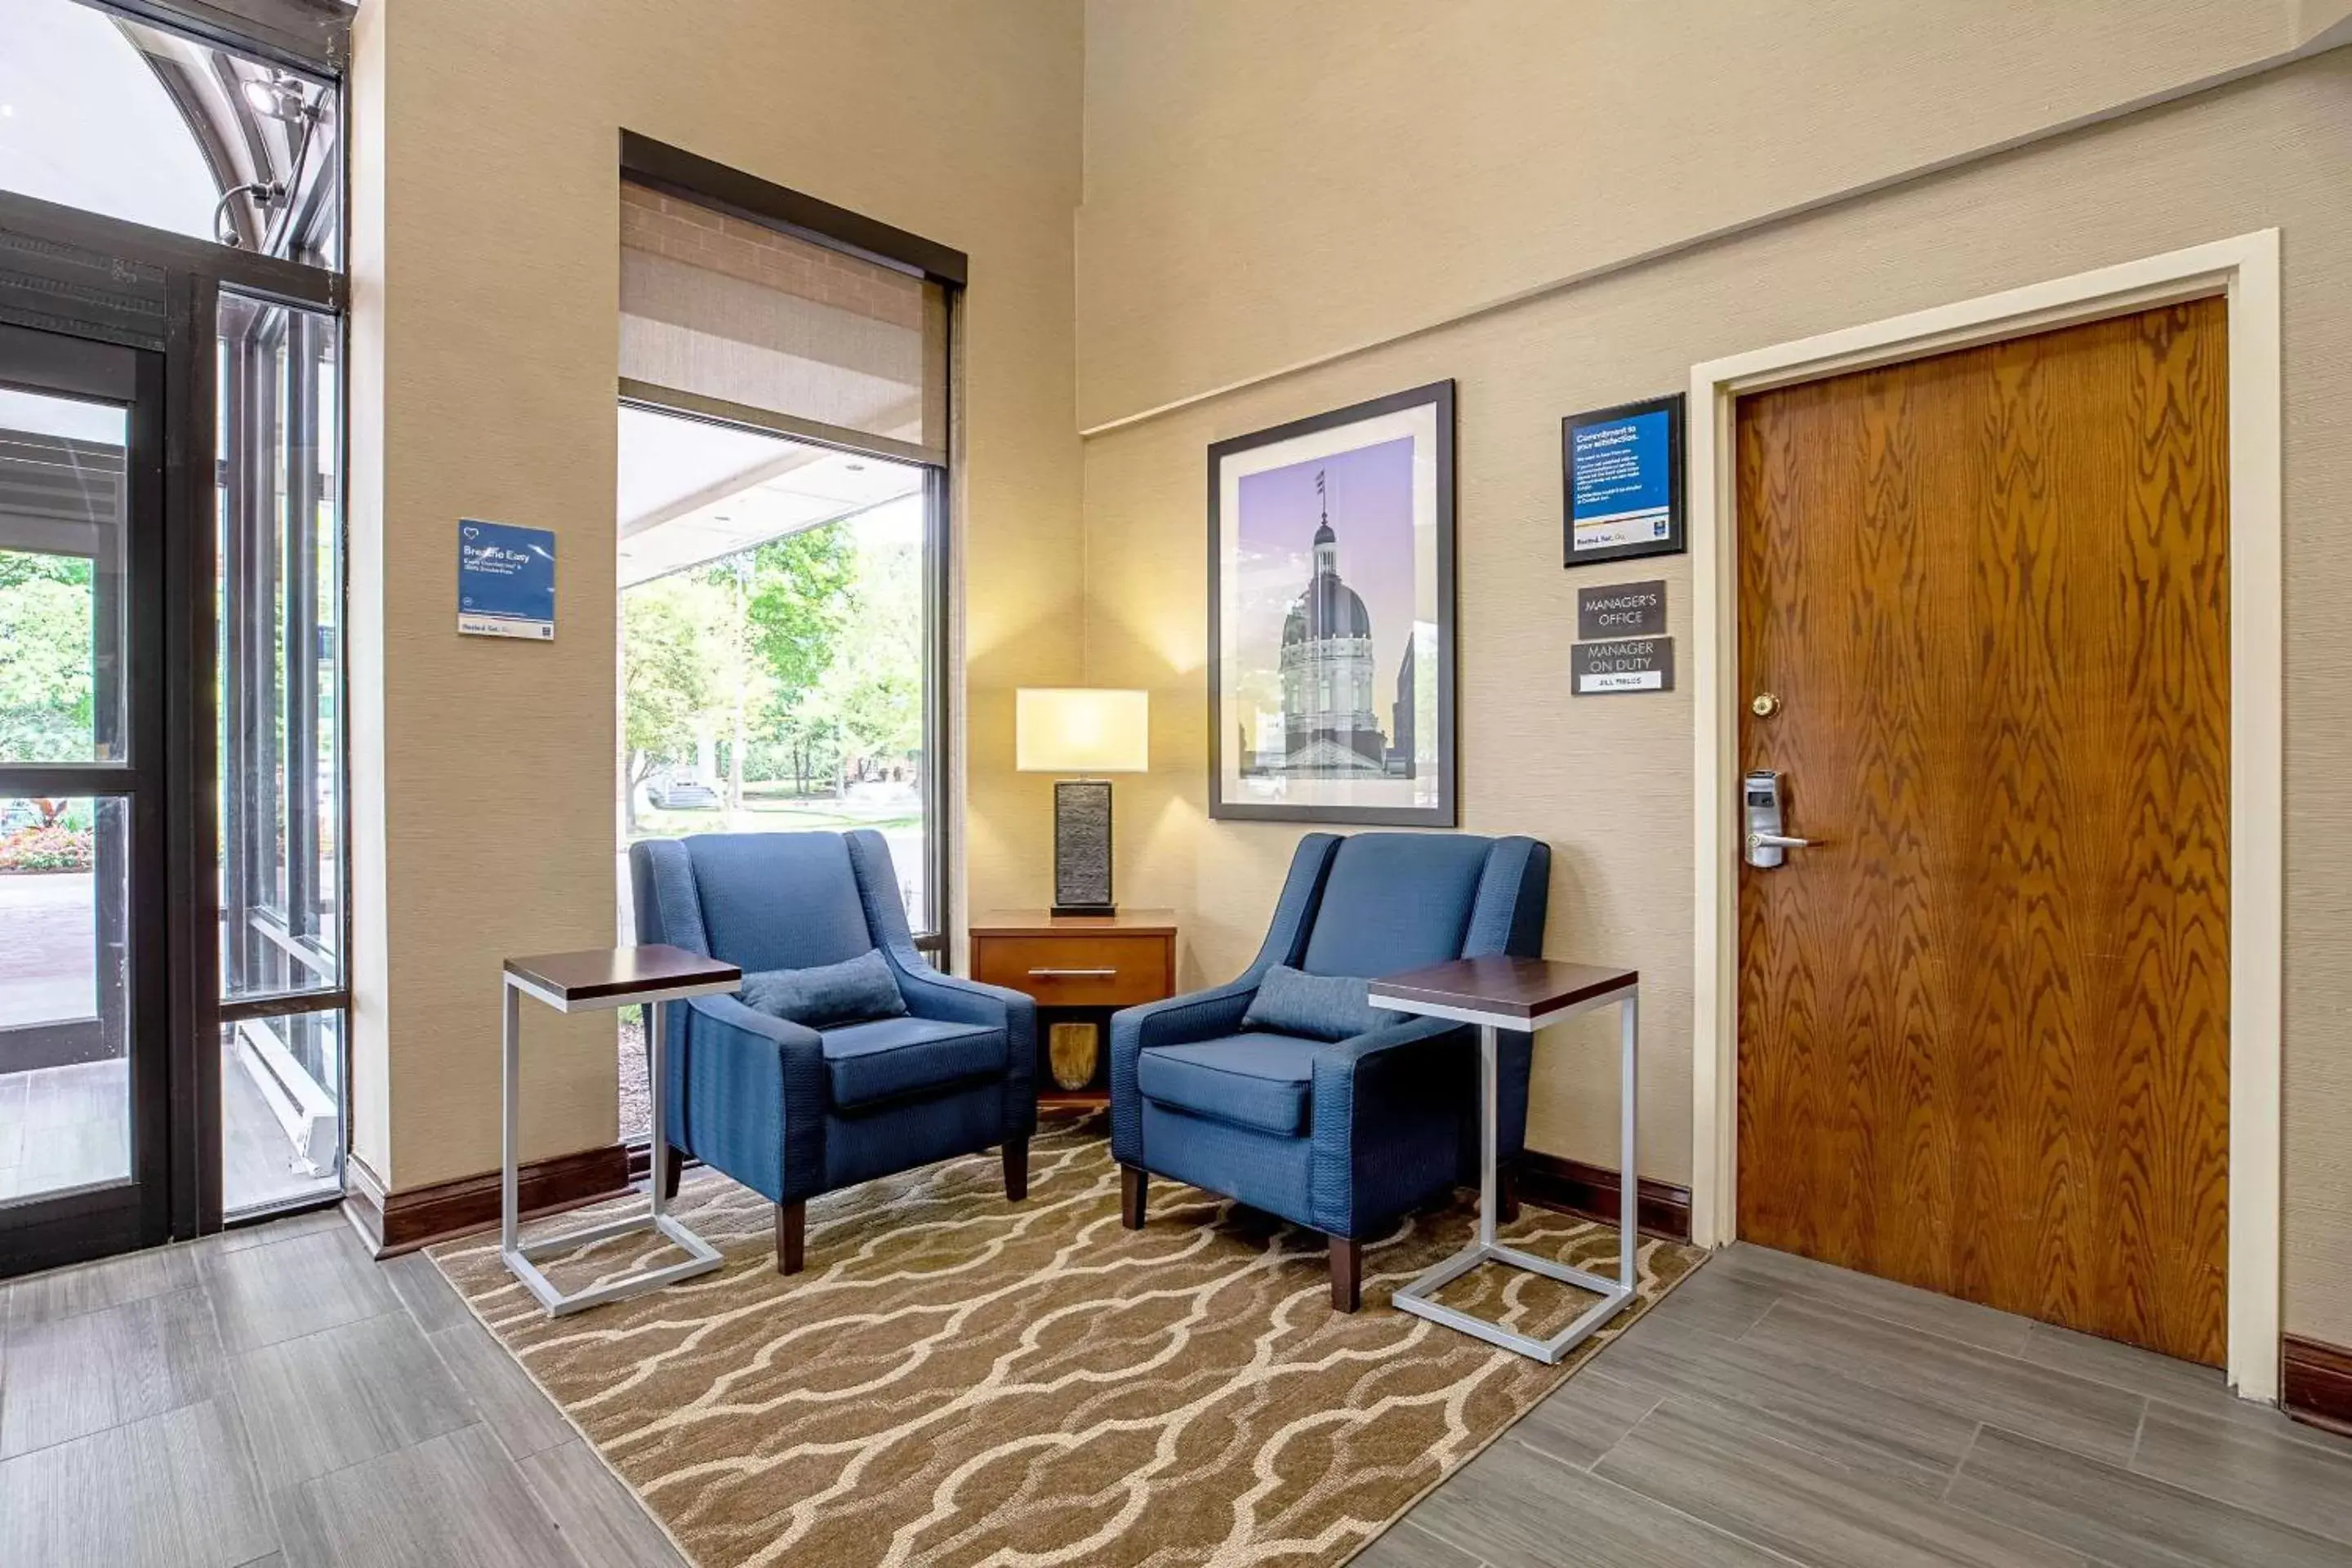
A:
[
  {"xmin": 630, "ymin": 830, "xmax": 1036, "ymax": 1273},
  {"xmin": 1109, "ymin": 831, "xmax": 1550, "ymax": 1310}
]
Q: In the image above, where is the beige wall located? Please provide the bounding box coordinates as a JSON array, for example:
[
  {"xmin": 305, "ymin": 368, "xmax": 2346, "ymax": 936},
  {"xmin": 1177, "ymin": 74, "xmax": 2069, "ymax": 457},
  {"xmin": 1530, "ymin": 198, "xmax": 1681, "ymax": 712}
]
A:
[
  {"xmin": 1076, "ymin": 0, "xmax": 2321, "ymax": 431},
  {"xmin": 348, "ymin": 0, "xmax": 1085, "ymax": 1190},
  {"xmin": 343, "ymin": 0, "xmax": 2352, "ymax": 1348},
  {"xmin": 1072, "ymin": 39, "xmax": 2352, "ymax": 1343}
]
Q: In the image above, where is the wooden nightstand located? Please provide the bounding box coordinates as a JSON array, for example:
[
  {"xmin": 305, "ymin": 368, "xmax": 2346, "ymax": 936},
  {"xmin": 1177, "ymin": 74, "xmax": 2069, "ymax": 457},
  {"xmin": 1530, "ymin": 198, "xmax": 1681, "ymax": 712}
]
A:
[{"xmin": 969, "ymin": 909, "xmax": 1177, "ymax": 1105}]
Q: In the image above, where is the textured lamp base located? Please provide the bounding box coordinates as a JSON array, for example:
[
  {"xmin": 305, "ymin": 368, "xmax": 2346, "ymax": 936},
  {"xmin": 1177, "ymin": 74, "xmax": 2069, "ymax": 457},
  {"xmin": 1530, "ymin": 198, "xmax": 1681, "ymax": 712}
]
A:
[{"xmin": 1053, "ymin": 778, "xmax": 1116, "ymax": 915}]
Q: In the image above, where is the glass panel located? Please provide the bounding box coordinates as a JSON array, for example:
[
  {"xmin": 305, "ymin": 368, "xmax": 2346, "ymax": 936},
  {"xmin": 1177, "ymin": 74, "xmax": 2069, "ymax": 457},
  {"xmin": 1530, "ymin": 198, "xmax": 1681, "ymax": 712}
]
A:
[
  {"xmin": 0, "ymin": 386, "xmax": 127, "ymax": 765},
  {"xmin": 0, "ymin": 0, "xmax": 341, "ymax": 263},
  {"xmin": 218, "ymin": 292, "xmax": 342, "ymax": 1000},
  {"xmin": 0, "ymin": 794, "xmax": 130, "ymax": 1203},
  {"xmin": 615, "ymin": 410, "xmax": 936, "ymax": 1141},
  {"xmin": 619, "ymin": 181, "xmax": 944, "ymax": 457},
  {"xmin": 221, "ymin": 1007, "xmax": 340, "ymax": 1216},
  {"xmin": 618, "ymin": 1004, "xmax": 649, "ymax": 1145}
]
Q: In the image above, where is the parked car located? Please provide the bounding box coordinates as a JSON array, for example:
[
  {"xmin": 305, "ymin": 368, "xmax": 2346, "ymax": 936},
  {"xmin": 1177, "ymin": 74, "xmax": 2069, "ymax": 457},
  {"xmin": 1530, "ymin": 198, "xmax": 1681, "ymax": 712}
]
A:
[{"xmin": 648, "ymin": 773, "xmax": 720, "ymax": 810}]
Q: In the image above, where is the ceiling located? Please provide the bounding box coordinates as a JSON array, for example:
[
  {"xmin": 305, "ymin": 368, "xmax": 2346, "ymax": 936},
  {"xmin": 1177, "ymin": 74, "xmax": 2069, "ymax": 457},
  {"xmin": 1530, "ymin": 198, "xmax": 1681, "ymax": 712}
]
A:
[{"xmin": 615, "ymin": 405, "xmax": 924, "ymax": 587}]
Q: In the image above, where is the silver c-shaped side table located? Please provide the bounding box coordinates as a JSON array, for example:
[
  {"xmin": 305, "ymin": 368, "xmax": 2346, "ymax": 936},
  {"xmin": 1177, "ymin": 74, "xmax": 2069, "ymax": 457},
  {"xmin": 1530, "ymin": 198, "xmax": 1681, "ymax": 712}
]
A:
[
  {"xmin": 1368, "ymin": 956, "xmax": 1641, "ymax": 1365},
  {"xmin": 500, "ymin": 945, "xmax": 741, "ymax": 1316}
]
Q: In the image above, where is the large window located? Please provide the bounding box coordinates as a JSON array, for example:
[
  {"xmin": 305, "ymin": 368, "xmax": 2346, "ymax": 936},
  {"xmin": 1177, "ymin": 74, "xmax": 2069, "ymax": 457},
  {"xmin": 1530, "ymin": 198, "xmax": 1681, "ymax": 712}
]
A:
[
  {"xmin": 618, "ymin": 412, "xmax": 933, "ymax": 914},
  {"xmin": 613, "ymin": 147, "xmax": 956, "ymax": 1144}
]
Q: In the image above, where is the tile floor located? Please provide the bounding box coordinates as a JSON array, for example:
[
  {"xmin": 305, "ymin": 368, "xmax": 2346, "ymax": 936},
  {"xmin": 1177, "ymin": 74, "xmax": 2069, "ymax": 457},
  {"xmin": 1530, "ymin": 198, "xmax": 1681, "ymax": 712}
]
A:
[
  {"xmin": 3, "ymin": 1205, "xmax": 2350, "ymax": 1567},
  {"xmin": 0, "ymin": 1206, "xmax": 680, "ymax": 1568},
  {"xmin": 1368, "ymin": 1243, "xmax": 2352, "ymax": 1568}
]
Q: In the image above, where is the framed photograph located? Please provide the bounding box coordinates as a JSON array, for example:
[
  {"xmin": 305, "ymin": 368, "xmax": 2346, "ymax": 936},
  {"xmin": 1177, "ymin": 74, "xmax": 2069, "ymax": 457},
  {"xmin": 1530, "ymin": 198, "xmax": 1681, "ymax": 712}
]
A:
[
  {"xmin": 1562, "ymin": 391, "xmax": 1685, "ymax": 566},
  {"xmin": 1208, "ymin": 380, "xmax": 1455, "ymax": 825}
]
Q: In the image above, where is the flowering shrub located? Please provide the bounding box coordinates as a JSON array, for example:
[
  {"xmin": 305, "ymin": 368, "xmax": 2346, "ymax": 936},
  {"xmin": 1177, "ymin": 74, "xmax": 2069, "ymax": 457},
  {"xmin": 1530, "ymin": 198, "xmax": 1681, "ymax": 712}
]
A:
[{"xmin": 0, "ymin": 824, "xmax": 92, "ymax": 872}]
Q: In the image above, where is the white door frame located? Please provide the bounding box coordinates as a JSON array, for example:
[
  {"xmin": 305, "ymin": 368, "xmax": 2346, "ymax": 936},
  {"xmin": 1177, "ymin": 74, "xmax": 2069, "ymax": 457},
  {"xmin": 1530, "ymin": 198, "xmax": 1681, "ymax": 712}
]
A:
[{"xmin": 1686, "ymin": 231, "xmax": 2283, "ymax": 1399}]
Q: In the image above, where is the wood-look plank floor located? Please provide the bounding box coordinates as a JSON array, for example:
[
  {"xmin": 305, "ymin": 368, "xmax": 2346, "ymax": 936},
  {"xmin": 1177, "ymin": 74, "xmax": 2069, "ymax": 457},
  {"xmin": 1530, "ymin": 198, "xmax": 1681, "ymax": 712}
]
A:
[
  {"xmin": 1367, "ymin": 1243, "xmax": 2352, "ymax": 1568},
  {"xmin": 6, "ymin": 1218, "xmax": 2351, "ymax": 1567},
  {"xmin": 0, "ymin": 1206, "xmax": 686, "ymax": 1568}
]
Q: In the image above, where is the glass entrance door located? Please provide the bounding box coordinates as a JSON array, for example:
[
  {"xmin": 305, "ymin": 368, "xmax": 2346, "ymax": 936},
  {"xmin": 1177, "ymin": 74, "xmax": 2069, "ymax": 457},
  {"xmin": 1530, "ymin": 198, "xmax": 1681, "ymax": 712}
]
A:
[{"xmin": 0, "ymin": 321, "xmax": 169, "ymax": 1268}]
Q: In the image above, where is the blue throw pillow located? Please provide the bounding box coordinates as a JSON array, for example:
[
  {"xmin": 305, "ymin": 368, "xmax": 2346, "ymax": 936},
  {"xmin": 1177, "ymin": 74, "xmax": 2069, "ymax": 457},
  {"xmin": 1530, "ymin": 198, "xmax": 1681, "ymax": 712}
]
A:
[
  {"xmin": 1241, "ymin": 964, "xmax": 1396, "ymax": 1042},
  {"xmin": 739, "ymin": 949, "xmax": 907, "ymax": 1028}
]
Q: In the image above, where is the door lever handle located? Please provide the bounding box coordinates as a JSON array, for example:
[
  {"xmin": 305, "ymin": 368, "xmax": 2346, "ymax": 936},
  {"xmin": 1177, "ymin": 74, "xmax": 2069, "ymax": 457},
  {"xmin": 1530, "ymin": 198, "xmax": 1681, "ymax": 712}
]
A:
[{"xmin": 1746, "ymin": 831, "xmax": 1811, "ymax": 851}]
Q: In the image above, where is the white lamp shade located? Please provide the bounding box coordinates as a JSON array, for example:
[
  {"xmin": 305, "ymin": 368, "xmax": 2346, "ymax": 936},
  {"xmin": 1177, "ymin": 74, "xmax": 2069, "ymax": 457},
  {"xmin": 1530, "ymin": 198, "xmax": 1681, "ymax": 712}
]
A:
[{"xmin": 1016, "ymin": 688, "xmax": 1149, "ymax": 773}]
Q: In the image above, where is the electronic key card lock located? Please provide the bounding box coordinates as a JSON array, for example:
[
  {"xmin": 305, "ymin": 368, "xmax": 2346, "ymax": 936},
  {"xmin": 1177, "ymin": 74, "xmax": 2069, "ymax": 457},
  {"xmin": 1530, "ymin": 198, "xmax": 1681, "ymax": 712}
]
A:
[{"xmin": 1744, "ymin": 769, "xmax": 1811, "ymax": 869}]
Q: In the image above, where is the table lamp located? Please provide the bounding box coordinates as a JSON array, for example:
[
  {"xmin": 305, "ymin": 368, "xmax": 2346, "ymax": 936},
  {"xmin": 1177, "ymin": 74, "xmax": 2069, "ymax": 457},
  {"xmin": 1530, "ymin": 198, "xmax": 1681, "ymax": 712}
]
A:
[{"xmin": 1016, "ymin": 688, "xmax": 1148, "ymax": 916}]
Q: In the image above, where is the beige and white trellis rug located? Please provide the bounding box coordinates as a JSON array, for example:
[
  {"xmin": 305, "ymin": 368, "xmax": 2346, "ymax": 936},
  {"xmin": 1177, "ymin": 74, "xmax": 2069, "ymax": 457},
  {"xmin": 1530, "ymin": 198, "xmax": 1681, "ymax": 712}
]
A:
[{"xmin": 431, "ymin": 1111, "xmax": 1700, "ymax": 1568}]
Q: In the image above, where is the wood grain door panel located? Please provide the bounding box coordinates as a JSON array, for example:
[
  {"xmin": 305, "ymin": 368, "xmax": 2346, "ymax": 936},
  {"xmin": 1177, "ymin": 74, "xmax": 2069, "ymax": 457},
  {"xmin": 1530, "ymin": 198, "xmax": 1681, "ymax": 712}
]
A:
[{"xmin": 1735, "ymin": 300, "xmax": 2230, "ymax": 1365}]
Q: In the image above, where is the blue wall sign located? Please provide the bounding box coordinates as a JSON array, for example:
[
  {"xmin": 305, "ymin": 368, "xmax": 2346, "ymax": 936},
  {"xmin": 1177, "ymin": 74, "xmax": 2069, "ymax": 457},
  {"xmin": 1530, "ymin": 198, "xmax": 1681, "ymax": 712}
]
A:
[
  {"xmin": 1562, "ymin": 393, "xmax": 1686, "ymax": 566},
  {"xmin": 457, "ymin": 519, "xmax": 555, "ymax": 639}
]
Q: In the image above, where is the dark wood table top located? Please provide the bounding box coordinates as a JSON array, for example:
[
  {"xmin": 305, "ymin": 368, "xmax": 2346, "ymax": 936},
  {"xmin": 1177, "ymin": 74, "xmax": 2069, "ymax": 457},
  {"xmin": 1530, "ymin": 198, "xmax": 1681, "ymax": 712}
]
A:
[
  {"xmin": 969, "ymin": 908, "xmax": 1178, "ymax": 937},
  {"xmin": 1370, "ymin": 956, "xmax": 1637, "ymax": 1021},
  {"xmin": 504, "ymin": 944, "xmax": 741, "ymax": 1004}
]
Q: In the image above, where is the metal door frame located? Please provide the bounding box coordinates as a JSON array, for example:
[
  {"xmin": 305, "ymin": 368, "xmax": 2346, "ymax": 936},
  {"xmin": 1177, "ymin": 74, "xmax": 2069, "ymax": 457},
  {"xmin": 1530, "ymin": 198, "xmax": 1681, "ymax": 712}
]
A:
[
  {"xmin": 0, "ymin": 189, "xmax": 344, "ymax": 1275},
  {"xmin": 0, "ymin": 323, "xmax": 172, "ymax": 1270}
]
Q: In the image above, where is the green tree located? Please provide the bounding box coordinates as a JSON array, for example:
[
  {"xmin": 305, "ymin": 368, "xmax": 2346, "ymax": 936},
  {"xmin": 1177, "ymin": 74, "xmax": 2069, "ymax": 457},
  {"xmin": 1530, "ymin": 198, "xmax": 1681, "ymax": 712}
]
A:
[
  {"xmin": 768, "ymin": 689, "xmax": 843, "ymax": 799},
  {"xmin": 0, "ymin": 550, "xmax": 96, "ymax": 763},
  {"xmin": 738, "ymin": 523, "xmax": 856, "ymax": 795},
  {"xmin": 0, "ymin": 550, "xmax": 96, "ymax": 591},
  {"xmin": 746, "ymin": 524, "xmax": 854, "ymax": 700},
  {"xmin": 821, "ymin": 534, "xmax": 923, "ymax": 780},
  {"xmin": 621, "ymin": 577, "xmax": 720, "ymax": 833}
]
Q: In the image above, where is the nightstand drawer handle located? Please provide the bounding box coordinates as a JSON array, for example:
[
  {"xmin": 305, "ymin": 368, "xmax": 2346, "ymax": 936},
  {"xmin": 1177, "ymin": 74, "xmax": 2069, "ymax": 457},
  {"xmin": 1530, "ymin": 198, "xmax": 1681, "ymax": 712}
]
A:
[{"xmin": 1029, "ymin": 967, "xmax": 1118, "ymax": 978}]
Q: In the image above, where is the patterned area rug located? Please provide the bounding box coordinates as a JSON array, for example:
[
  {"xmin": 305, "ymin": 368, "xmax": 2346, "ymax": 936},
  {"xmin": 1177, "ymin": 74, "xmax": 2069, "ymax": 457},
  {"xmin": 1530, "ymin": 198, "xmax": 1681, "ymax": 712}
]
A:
[{"xmin": 430, "ymin": 1112, "xmax": 1701, "ymax": 1567}]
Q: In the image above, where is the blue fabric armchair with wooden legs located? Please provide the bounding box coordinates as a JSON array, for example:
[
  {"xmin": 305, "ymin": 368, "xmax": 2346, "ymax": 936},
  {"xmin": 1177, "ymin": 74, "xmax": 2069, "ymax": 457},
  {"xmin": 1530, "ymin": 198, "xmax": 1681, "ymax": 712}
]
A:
[
  {"xmin": 629, "ymin": 829, "xmax": 1036, "ymax": 1274},
  {"xmin": 1108, "ymin": 831, "xmax": 1550, "ymax": 1311}
]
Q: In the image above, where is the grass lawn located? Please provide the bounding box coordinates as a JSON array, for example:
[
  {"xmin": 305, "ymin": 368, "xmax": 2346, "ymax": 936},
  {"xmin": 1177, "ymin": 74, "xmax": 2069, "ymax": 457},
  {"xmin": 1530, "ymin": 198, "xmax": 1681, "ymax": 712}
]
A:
[{"xmin": 630, "ymin": 791, "xmax": 920, "ymax": 840}]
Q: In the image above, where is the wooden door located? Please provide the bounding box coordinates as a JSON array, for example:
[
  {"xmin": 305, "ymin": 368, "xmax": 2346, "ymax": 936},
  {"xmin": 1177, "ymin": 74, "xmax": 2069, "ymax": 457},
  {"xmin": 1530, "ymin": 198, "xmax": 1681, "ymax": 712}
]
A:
[{"xmin": 1735, "ymin": 299, "xmax": 2230, "ymax": 1365}]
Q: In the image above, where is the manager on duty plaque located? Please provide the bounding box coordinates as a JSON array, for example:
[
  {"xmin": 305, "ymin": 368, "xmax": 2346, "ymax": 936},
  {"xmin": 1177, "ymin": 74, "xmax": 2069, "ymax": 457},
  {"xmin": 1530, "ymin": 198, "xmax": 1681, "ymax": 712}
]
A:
[{"xmin": 1572, "ymin": 635, "xmax": 1674, "ymax": 695}]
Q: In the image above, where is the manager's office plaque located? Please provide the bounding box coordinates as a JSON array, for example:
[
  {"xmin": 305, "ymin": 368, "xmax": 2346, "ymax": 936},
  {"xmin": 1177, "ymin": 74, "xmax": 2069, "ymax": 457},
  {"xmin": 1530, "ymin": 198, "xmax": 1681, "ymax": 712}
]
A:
[{"xmin": 1576, "ymin": 579, "xmax": 1666, "ymax": 640}]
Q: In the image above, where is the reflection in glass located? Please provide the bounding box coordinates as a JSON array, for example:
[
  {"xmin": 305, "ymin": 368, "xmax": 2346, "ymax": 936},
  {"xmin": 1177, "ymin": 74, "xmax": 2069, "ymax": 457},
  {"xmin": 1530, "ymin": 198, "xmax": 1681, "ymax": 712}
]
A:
[
  {"xmin": 0, "ymin": 388, "xmax": 127, "ymax": 766},
  {"xmin": 222, "ymin": 1009, "xmax": 341, "ymax": 1216},
  {"xmin": 0, "ymin": 795, "xmax": 131, "ymax": 1204}
]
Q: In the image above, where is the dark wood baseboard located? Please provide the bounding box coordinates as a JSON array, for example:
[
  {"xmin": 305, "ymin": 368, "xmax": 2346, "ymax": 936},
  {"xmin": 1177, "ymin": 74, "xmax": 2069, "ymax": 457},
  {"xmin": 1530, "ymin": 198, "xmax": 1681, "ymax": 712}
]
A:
[
  {"xmin": 1517, "ymin": 1151, "xmax": 1692, "ymax": 1243},
  {"xmin": 2283, "ymin": 1334, "xmax": 2352, "ymax": 1437},
  {"xmin": 342, "ymin": 1143, "xmax": 633, "ymax": 1258}
]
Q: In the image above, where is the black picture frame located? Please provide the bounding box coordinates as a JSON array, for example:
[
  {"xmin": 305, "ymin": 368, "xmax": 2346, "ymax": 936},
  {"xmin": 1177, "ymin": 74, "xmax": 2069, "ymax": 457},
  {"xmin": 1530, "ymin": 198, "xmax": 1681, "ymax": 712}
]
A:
[
  {"xmin": 1561, "ymin": 391, "xmax": 1686, "ymax": 567},
  {"xmin": 1207, "ymin": 380, "xmax": 1456, "ymax": 826}
]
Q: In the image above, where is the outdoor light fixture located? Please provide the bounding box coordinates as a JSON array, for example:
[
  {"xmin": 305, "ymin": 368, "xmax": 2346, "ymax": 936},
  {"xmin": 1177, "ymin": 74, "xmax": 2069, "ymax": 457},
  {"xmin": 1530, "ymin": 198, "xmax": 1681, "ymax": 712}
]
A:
[
  {"xmin": 241, "ymin": 72, "xmax": 313, "ymax": 122},
  {"xmin": 1016, "ymin": 688, "xmax": 1148, "ymax": 916}
]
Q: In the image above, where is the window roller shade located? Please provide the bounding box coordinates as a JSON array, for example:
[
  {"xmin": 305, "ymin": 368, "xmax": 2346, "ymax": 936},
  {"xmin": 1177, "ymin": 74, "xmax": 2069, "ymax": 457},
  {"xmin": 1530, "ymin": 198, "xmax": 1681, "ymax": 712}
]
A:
[{"xmin": 619, "ymin": 180, "xmax": 946, "ymax": 461}]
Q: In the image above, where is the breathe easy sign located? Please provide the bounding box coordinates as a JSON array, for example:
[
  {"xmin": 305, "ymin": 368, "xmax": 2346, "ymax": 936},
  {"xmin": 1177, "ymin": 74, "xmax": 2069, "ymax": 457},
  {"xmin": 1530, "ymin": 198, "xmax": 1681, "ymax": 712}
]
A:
[
  {"xmin": 457, "ymin": 519, "xmax": 555, "ymax": 640},
  {"xmin": 1576, "ymin": 578, "xmax": 1666, "ymax": 639}
]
